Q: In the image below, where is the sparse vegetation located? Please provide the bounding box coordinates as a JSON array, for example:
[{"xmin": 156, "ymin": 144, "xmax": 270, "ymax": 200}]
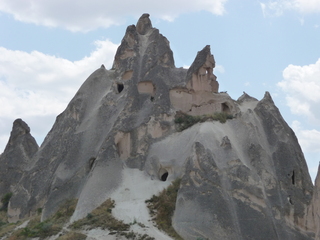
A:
[
  {"xmin": 18, "ymin": 216, "xmax": 61, "ymax": 238},
  {"xmin": 145, "ymin": 178, "xmax": 183, "ymax": 240},
  {"xmin": 0, "ymin": 220, "xmax": 19, "ymax": 239},
  {"xmin": 0, "ymin": 201, "xmax": 21, "ymax": 239},
  {"xmin": 71, "ymin": 199, "xmax": 154, "ymax": 239},
  {"xmin": 174, "ymin": 111, "xmax": 233, "ymax": 131},
  {"xmin": 118, "ymin": 231, "xmax": 155, "ymax": 240},
  {"xmin": 7, "ymin": 199, "xmax": 78, "ymax": 239},
  {"xmin": 56, "ymin": 231, "xmax": 87, "ymax": 240},
  {"xmin": 2, "ymin": 197, "xmax": 156, "ymax": 240},
  {"xmin": 71, "ymin": 198, "xmax": 129, "ymax": 231},
  {"xmin": 1, "ymin": 192, "xmax": 13, "ymax": 211}
]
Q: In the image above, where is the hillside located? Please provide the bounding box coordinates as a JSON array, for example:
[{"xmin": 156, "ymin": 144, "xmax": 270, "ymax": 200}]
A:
[{"xmin": 0, "ymin": 14, "xmax": 319, "ymax": 240}]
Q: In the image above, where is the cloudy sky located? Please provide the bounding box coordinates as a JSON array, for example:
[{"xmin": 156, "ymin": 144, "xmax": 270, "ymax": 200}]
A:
[{"xmin": 0, "ymin": 0, "xmax": 319, "ymax": 181}]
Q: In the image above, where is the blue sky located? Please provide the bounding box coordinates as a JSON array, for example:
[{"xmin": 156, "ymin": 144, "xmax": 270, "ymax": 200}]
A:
[{"xmin": 0, "ymin": 0, "xmax": 320, "ymax": 181}]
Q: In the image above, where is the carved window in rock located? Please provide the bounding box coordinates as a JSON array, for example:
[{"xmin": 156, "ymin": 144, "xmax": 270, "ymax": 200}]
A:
[
  {"xmin": 138, "ymin": 81, "xmax": 155, "ymax": 101},
  {"xmin": 221, "ymin": 102, "xmax": 231, "ymax": 114},
  {"xmin": 117, "ymin": 83, "xmax": 124, "ymax": 93},
  {"xmin": 138, "ymin": 81, "xmax": 155, "ymax": 95},
  {"xmin": 287, "ymin": 170, "xmax": 295, "ymax": 185}
]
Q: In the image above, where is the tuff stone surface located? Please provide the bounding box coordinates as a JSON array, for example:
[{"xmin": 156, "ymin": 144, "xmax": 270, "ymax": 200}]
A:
[
  {"xmin": 0, "ymin": 119, "xmax": 38, "ymax": 218},
  {"xmin": 1, "ymin": 14, "xmax": 318, "ymax": 240}
]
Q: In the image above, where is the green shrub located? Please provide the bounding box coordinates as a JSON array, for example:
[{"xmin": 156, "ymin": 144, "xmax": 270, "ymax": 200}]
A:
[
  {"xmin": 1, "ymin": 193, "xmax": 13, "ymax": 211},
  {"xmin": 13, "ymin": 199, "xmax": 78, "ymax": 239},
  {"xmin": 18, "ymin": 216, "xmax": 61, "ymax": 238},
  {"xmin": 174, "ymin": 111, "xmax": 233, "ymax": 131},
  {"xmin": 146, "ymin": 179, "xmax": 183, "ymax": 240}
]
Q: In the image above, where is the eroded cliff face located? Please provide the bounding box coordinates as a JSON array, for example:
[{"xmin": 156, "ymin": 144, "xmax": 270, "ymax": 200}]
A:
[
  {"xmin": 0, "ymin": 14, "xmax": 318, "ymax": 240},
  {"xmin": 162, "ymin": 93, "xmax": 314, "ymax": 239}
]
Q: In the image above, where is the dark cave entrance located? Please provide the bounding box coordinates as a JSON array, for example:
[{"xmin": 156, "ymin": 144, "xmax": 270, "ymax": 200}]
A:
[
  {"xmin": 161, "ymin": 172, "xmax": 169, "ymax": 182},
  {"xmin": 159, "ymin": 168, "xmax": 169, "ymax": 182},
  {"xmin": 117, "ymin": 83, "xmax": 124, "ymax": 93},
  {"xmin": 291, "ymin": 170, "xmax": 295, "ymax": 185}
]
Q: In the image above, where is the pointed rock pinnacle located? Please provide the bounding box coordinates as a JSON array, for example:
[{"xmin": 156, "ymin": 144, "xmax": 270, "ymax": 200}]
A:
[{"xmin": 136, "ymin": 13, "xmax": 152, "ymax": 35}]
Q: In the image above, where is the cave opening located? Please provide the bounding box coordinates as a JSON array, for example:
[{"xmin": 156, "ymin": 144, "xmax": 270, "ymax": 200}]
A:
[
  {"xmin": 222, "ymin": 102, "xmax": 231, "ymax": 114},
  {"xmin": 117, "ymin": 83, "xmax": 124, "ymax": 93},
  {"xmin": 161, "ymin": 172, "xmax": 169, "ymax": 182},
  {"xmin": 291, "ymin": 170, "xmax": 295, "ymax": 185}
]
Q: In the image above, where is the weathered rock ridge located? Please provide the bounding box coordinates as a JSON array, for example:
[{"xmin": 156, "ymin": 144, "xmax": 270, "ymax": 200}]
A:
[
  {"xmin": 1, "ymin": 14, "xmax": 319, "ymax": 240},
  {"xmin": 0, "ymin": 119, "xmax": 38, "ymax": 209}
]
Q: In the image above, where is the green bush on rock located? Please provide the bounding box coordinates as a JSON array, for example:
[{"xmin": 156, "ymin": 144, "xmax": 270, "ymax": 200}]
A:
[{"xmin": 174, "ymin": 111, "xmax": 233, "ymax": 131}]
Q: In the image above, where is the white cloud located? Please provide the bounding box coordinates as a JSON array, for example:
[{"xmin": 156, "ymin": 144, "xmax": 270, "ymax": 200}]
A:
[
  {"xmin": 278, "ymin": 60, "xmax": 320, "ymax": 182},
  {"xmin": 0, "ymin": 0, "xmax": 228, "ymax": 32},
  {"xmin": 292, "ymin": 121, "xmax": 320, "ymax": 153},
  {"xmin": 260, "ymin": 1, "xmax": 290, "ymax": 17},
  {"xmin": 260, "ymin": 0, "xmax": 320, "ymax": 17},
  {"xmin": 215, "ymin": 65, "xmax": 225, "ymax": 74},
  {"xmin": 294, "ymin": 0, "xmax": 320, "ymax": 13},
  {"xmin": 277, "ymin": 58, "xmax": 320, "ymax": 124},
  {"xmin": 0, "ymin": 39, "xmax": 118, "ymax": 152}
]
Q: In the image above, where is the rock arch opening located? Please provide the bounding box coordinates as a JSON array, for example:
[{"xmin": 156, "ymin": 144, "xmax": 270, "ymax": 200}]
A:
[{"xmin": 117, "ymin": 83, "xmax": 124, "ymax": 93}]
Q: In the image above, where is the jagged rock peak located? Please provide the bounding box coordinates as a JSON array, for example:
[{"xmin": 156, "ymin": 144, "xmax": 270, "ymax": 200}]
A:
[
  {"xmin": 262, "ymin": 91, "xmax": 273, "ymax": 102},
  {"xmin": 257, "ymin": 91, "xmax": 277, "ymax": 110},
  {"xmin": 3, "ymin": 118, "xmax": 38, "ymax": 155},
  {"xmin": 112, "ymin": 13, "xmax": 175, "ymax": 74},
  {"xmin": 6, "ymin": 119, "xmax": 31, "ymax": 147},
  {"xmin": 136, "ymin": 13, "xmax": 152, "ymax": 35},
  {"xmin": 187, "ymin": 45, "xmax": 215, "ymax": 75},
  {"xmin": 12, "ymin": 118, "xmax": 30, "ymax": 134},
  {"xmin": 186, "ymin": 45, "xmax": 219, "ymax": 92}
]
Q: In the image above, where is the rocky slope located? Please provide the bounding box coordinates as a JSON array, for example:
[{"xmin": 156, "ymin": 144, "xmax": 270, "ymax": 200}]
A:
[{"xmin": 1, "ymin": 14, "xmax": 319, "ymax": 240}]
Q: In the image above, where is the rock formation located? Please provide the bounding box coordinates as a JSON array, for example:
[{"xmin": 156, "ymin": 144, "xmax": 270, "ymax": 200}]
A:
[
  {"xmin": 0, "ymin": 14, "xmax": 319, "ymax": 240},
  {"xmin": 0, "ymin": 119, "xmax": 38, "ymax": 206}
]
